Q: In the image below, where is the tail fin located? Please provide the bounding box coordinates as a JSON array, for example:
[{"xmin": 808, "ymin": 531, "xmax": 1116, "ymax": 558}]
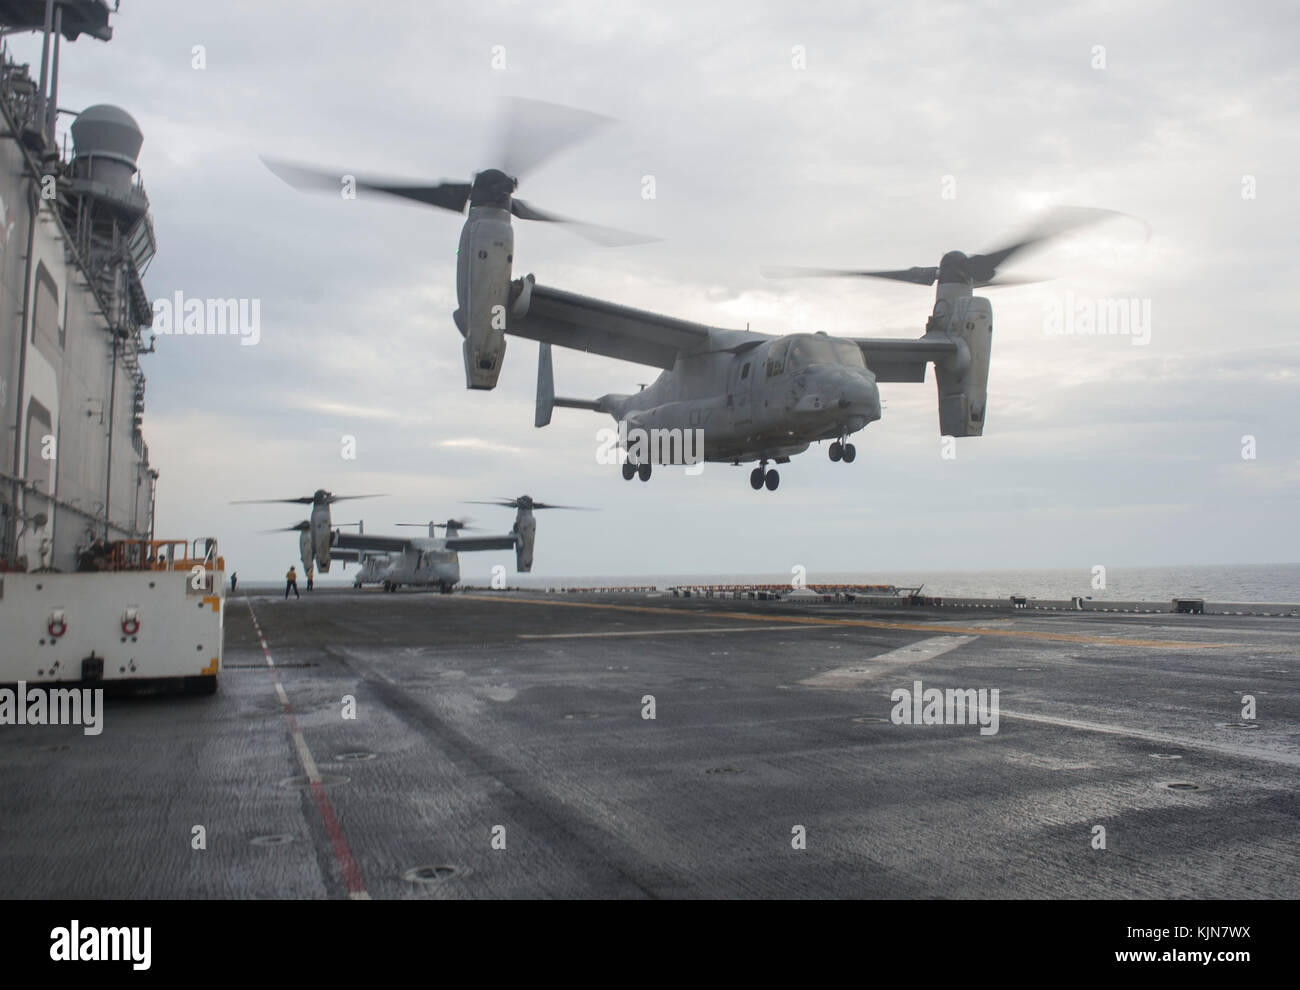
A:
[
  {"xmin": 535, "ymin": 342, "xmax": 604, "ymax": 427},
  {"xmin": 932, "ymin": 295, "xmax": 992, "ymax": 437},
  {"xmin": 536, "ymin": 342, "xmax": 556, "ymax": 427}
]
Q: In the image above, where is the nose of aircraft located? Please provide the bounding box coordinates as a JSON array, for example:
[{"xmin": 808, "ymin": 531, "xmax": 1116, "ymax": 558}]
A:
[{"xmin": 824, "ymin": 368, "xmax": 881, "ymax": 422}]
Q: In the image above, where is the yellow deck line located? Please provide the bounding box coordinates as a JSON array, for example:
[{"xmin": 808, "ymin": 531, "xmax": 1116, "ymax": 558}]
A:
[{"xmin": 459, "ymin": 594, "xmax": 1235, "ymax": 649}]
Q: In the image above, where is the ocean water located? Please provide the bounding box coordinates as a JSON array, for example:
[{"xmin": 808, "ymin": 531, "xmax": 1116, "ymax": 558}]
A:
[{"xmin": 507, "ymin": 563, "xmax": 1300, "ymax": 603}]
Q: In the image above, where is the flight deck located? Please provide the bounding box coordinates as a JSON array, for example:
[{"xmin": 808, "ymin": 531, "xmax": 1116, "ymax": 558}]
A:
[{"xmin": 1, "ymin": 589, "xmax": 1296, "ymax": 899}]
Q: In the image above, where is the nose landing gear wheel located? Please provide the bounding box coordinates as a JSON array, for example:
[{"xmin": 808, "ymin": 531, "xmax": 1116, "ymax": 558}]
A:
[
  {"xmin": 637, "ymin": 463, "xmax": 652, "ymax": 482},
  {"xmin": 764, "ymin": 469, "xmax": 780, "ymax": 491},
  {"xmin": 842, "ymin": 443, "xmax": 856, "ymax": 463},
  {"xmin": 621, "ymin": 461, "xmax": 636, "ymax": 481},
  {"xmin": 829, "ymin": 441, "xmax": 842, "ymax": 462},
  {"xmin": 750, "ymin": 467, "xmax": 764, "ymax": 490}
]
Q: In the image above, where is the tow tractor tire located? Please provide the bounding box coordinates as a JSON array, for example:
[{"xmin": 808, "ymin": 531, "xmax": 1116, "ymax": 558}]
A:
[{"xmin": 183, "ymin": 675, "xmax": 218, "ymax": 696}]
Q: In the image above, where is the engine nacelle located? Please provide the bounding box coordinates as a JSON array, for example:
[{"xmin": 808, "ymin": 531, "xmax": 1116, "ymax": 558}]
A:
[
  {"xmin": 455, "ymin": 208, "xmax": 514, "ymax": 390},
  {"xmin": 514, "ymin": 510, "xmax": 536, "ymax": 573},
  {"xmin": 932, "ymin": 294, "xmax": 992, "ymax": 437}
]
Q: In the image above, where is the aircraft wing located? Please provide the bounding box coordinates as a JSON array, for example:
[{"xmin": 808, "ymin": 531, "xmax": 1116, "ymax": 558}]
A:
[
  {"xmin": 446, "ymin": 535, "xmax": 519, "ymax": 552},
  {"xmin": 333, "ymin": 533, "xmax": 412, "ymax": 553},
  {"xmin": 510, "ymin": 284, "xmax": 715, "ymax": 369},
  {"xmin": 850, "ymin": 337, "xmax": 960, "ymax": 383}
]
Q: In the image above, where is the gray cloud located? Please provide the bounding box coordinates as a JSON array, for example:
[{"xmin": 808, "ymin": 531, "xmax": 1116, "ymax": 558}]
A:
[{"xmin": 15, "ymin": 0, "xmax": 1297, "ymax": 579}]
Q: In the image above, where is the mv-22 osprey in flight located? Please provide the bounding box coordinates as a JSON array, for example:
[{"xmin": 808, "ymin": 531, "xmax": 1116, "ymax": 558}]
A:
[{"xmin": 266, "ymin": 100, "xmax": 1120, "ymax": 491}]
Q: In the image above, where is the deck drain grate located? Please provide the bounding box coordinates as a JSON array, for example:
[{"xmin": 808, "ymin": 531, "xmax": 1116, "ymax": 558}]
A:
[
  {"xmin": 402, "ymin": 865, "xmax": 458, "ymax": 884},
  {"xmin": 852, "ymin": 716, "xmax": 890, "ymax": 724},
  {"xmin": 1219, "ymin": 722, "xmax": 1260, "ymax": 730},
  {"xmin": 1149, "ymin": 753, "xmax": 1183, "ymax": 760},
  {"xmin": 332, "ymin": 751, "xmax": 376, "ymax": 762},
  {"xmin": 1162, "ymin": 781, "xmax": 1201, "ymax": 791}
]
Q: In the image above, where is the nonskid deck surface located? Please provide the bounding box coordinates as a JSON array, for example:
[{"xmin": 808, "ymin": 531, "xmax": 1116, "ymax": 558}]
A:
[{"xmin": 1, "ymin": 588, "xmax": 1296, "ymax": 898}]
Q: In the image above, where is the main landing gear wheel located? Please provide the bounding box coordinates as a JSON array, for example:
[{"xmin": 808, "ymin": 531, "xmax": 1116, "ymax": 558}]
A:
[
  {"xmin": 637, "ymin": 463, "xmax": 652, "ymax": 482},
  {"xmin": 842, "ymin": 443, "xmax": 856, "ymax": 463},
  {"xmin": 621, "ymin": 461, "xmax": 636, "ymax": 481},
  {"xmin": 750, "ymin": 462, "xmax": 780, "ymax": 491},
  {"xmin": 829, "ymin": 441, "xmax": 842, "ymax": 462}
]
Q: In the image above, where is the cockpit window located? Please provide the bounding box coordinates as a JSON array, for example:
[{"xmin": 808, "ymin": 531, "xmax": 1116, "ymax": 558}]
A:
[
  {"xmin": 766, "ymin": 340, "xmax": 789, "ymax": 377},
  {"xmin": 786, "ymin": 335, "xmax": 866, "ymax": 370}
]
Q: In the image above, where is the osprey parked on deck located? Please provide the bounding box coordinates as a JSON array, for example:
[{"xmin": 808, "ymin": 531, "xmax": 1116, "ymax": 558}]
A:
[{"xmin": 331, "ymin": 497, "xmax": 589, "ymax": 592}]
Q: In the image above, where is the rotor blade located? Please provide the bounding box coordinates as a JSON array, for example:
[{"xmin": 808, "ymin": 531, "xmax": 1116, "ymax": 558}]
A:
[
  {"xmin": 965, "ymin": 206, "xmax": 1129, "ymax": 283},
  {"xmin": 511, "ymin": 198, "xmax": 657, "ymax": 247},
  {"xmin": 324, "ymin": 494, "xmax": 387, "ymax": 503},
  {"xmin": 495, "ymin": 97, "xmax": 612, "ymax": 180},
  {"xmin": 258, "ymin": 523, "xmax": 310, "ymax": 533},
  {"xmin": 531, "ymin": 503, "xmax": 597, "ymax": 511},
  {"xmin": 973, "ymin": 274, "xmax": 1051, "ymax": 288},
  {"xmin": 462, "ymin": 499, "xmax": 519, "ymax": 508},
  {"xmin": 262, "ymin": 157, "xmax": 471, "ymax": 213},
  {"xmin": 760, "ymin": 264, "xmax": 938, "ymax": 285},
  {"xmin": 231, "ymin": 497, "xmax": 314, "ymax": 505}
]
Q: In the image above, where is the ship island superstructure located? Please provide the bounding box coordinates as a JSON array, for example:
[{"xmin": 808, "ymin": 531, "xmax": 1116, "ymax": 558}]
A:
[{"xmin": 0, "ymin": 1, "xmax": 223, "ymax": 693}]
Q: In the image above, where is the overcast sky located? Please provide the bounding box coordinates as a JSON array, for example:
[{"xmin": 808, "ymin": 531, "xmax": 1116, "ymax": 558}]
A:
[{"xmin": 14, "ymin": 0, "xmax": 1299, "ymax": 581}]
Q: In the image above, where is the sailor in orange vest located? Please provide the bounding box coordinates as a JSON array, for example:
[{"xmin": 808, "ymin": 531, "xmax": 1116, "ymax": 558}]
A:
[
  {"xmin": 305, "ymin": 565, "xmax": 314, "ymax": 591},
  {"xmin": 285, "ymin": 565, "xmax": 300, "ymax": 600}
]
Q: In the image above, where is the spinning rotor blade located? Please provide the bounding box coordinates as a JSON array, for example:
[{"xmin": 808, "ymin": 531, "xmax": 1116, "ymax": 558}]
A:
[
  {"xmin": 396, "ymin": 520, "xmax": 482, "ymax": 531},
  {"xmin": 759, "ymin": 264, "xmax": 938, "ymax": 285},
  {"xmin": 262, "ymin": 157, "xmax": 472, "ymax": 213},
  {"xmin": 258, "ymin": 522, "xmax": 311, "ymax": 533},
  {"xmin": 324, "ymin": 493, "xmax": 387, "ymax": 503},
  {"xmin": 463, "ymin": 498, "xmax": 595, "ymax": 511},
  {"xmin": 960, "ymin": 206, "xmax": 1125, "ymax": 284},
  {"xmin": 762, "ymin": 206, "xmax": 1133, "ymax": 288},
  {"xmin": 494, "ymin": 97, "xmax": 612, "ymax": 180},
  {"xmin": 231, "ymin": 497, "xmax": 314, "ymax": 505},
  {"xmin": 511, "ymin": 198, "xmax": 657, "ymax": 246}
]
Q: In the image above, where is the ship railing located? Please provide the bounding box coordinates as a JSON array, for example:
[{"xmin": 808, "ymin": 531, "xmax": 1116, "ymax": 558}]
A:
[{"xmin": 105, "ymin": 538, "xmax": 225, "ymax": 577}]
